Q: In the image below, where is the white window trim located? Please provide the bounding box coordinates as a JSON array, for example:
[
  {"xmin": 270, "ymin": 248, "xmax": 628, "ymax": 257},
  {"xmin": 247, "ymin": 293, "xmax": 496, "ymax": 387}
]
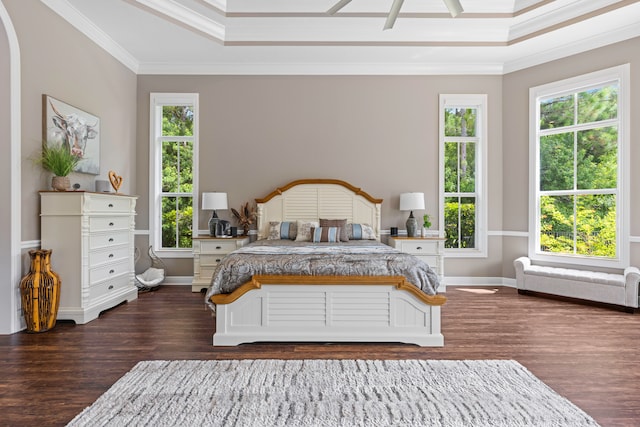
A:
[
  {"xmin": 439, "ymin": 94, "xmax": 488, "ymax": 258},
  {"xmin": 528, "ymin": 64, "xmax": 630, "ymax": 269},
  {"xmin": 149, "ymin": 93, "xmax": 199, "ymax": 258}
]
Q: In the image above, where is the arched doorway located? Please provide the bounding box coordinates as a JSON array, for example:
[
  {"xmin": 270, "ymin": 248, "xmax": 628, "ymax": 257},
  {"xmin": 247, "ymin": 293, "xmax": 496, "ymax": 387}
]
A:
[{"xmin": 0, "ymin": 2, "xmax": 22, "ymax": 334}]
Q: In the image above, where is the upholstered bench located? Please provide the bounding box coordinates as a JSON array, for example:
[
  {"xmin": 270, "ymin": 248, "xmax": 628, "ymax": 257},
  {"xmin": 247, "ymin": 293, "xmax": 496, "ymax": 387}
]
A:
[{"xmin": 514, "ymin": 256, "xmax": 640, "ymax": 310}]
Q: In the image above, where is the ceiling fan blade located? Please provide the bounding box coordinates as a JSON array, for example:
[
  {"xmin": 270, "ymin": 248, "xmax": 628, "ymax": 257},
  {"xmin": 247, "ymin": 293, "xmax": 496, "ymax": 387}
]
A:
[
  {"xmin": 442, "ymin": 0, "xmax": 463, "ymax": 17},
  {"xmin": 383, "ymin": 0, "xmax": 405, "ymax": 30},
  {"xmin": 327, "ymin": 0, "xmax": 353, "ymax": 15}
]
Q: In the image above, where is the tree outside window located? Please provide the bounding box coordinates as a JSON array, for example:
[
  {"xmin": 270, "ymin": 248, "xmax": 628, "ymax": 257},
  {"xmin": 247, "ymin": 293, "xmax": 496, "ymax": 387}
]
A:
[
  {"xmin": 536, "ymin": 84, "xmax": 618, "ymax": 258},
  {"xmin": 443, "ymin": 107, "xmax": 478, "ymax": 250},
  {"xmin": 160, "ymin": 106, "xmax": 194, "ymax": 249}
]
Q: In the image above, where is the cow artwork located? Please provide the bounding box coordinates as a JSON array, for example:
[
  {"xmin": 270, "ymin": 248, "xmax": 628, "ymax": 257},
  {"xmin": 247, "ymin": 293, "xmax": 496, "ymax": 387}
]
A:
[{"xmin": 43, "ymin": 95, "xmax": 100, "ymax": 175}]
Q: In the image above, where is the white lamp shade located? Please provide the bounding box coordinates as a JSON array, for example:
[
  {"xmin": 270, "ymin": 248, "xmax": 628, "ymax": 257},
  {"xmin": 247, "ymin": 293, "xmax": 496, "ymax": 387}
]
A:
[
  {"xmin": 399, "ymin": 192, "xmax": 425, "ymax": 211},
  {"xmin": 202, "ymin": 192, "xmax": 228, "ymax": 211}
]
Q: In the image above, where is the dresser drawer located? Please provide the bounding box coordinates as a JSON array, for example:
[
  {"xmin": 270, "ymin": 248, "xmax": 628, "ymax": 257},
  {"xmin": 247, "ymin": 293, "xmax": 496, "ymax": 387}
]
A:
[
  {"xmin": 199, "ymin": 240, "xmax": 238, "ymax": 254},
  {"xmin": 87, "ymin": 196, "xmax": 132, "ymax": 213},
  {"xmin": 89, "ymin": 259, "xmax": 130, "ymax": 284},
  {"xmin": 399, "ymin": 240, "xmax": 442, "ymax": 255},
  {"xmin": 88, "ymin": 274, "xmax": 131, "ymax": 302},
  {"xmin": 89, "ymin": 245, "xmax": 129, "ymax": 266},
  {"xmin": 89, "ymin": 230, "xmax": 130, "ymax": 250},
  {"xmin": 89, "ymin": 216, "xmax": 130, "ymax": 232}
]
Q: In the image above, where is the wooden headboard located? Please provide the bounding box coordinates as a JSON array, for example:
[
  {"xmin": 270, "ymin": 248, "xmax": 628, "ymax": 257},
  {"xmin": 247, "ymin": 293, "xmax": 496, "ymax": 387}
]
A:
[{"xmin": 255, "ymin": 179, "xmax": 383, "ymax": 241}]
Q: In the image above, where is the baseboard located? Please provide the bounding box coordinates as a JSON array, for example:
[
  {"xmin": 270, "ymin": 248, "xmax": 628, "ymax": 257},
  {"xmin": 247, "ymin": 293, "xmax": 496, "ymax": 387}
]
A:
[
  {"xmin": 160, "ymin": 276, "xmax": 193, "ymax": 286},
  {"xmin": 443, "ymin": 277, "xmax": 516, "ymax": 288}
]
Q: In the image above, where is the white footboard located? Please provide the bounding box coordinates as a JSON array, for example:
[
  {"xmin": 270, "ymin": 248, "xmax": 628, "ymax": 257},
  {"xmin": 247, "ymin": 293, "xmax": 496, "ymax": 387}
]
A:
[{"xmin": 212, "ymin": 276, "xmax": 445, "ymax": 347}]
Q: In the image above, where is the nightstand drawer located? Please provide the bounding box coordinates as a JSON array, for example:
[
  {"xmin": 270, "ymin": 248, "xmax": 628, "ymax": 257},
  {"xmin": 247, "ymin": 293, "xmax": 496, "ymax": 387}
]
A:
[
  {"xmin": 415, "ymin": 255, "xmax": 440, "ymax": 271},
  {"xmin": 400, "ymin": 240, "xmax": 442, "ymax": 254},
  {"xmin": 200, "ymin": 254, "xmax": 227, "ymax": 267},
  {"xmin": 199, "ymin": 240, "xmax": 238, "ymax": 254}
]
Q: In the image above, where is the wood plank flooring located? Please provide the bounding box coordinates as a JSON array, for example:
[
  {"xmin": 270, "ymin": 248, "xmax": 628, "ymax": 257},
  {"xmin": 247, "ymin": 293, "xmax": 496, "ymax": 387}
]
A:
[{"xmin": 1, "ymin": 285, "xmax": 638, "ymax": 426}]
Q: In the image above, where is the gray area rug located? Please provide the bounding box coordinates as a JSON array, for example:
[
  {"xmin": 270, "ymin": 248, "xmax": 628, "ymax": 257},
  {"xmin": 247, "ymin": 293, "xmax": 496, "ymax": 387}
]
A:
[{"xmin": 68, "ymin": 359, "xmax": 599, "ymax": 427}]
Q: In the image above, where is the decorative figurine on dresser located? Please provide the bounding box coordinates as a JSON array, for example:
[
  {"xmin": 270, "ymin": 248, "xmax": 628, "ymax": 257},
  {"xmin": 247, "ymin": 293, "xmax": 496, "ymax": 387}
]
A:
[{"xmin": 39, "ymin": 191, "xmax": 138, "ymax": 324}]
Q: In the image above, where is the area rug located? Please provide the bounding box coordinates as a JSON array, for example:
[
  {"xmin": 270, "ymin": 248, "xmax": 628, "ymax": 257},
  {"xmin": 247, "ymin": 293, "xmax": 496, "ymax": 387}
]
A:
[{"xmin": 67, "ymin": 359, "xmax": 599, "ymax": 427}]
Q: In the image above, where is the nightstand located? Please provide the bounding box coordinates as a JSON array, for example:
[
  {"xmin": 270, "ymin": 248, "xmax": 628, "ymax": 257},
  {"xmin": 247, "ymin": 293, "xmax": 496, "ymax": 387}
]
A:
[
  {"xmin": 388, "ymin": 236, "xmax": 445, "ymax": 291},
  {"xmin": 191, "ymin": 236, "xmax": 250, "ymax": 292}
]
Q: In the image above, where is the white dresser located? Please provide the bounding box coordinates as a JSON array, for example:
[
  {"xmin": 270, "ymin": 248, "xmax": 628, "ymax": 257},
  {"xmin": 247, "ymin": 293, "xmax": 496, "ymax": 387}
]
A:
[
  {"xmin": 192, "ymin": 236, "xmax": 250, "ymax": 292},
  {"xmin": 40, "ymin": 191, "xmax": 138, "ymax": 324},
  {"xmin": 388, "ymin": 236, "xmax": 445, "ymax": 291}
]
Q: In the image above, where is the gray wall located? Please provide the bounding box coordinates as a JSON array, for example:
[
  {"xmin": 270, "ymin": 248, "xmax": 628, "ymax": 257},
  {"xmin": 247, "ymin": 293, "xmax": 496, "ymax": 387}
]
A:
[
  {"xmin": 502, "ymin": 36, "xmax": 640, "ymax": 277},
  {"xmin": 6, "ymin": 0, "xmax": 138, "ymax": 242},
  {"xmin": 136, "ymin": 75, "xmax": 504, "ymax": 277}
]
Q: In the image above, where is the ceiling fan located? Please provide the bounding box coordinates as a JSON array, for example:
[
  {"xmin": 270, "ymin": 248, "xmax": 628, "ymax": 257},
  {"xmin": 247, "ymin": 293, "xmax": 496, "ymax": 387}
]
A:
[{"xmin": 328, "ymin": 0, "xmax": 464, "ymax": 30}]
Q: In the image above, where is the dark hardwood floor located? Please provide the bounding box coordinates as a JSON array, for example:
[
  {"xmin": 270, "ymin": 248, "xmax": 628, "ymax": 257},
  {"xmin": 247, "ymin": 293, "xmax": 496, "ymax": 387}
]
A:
[{"xmin": 1, "ymin": 285, "xmax": 638, "ymax": 426}]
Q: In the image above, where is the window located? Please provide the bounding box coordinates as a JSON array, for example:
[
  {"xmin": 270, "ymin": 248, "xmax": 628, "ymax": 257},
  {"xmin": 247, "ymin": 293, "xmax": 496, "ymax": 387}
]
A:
[
  {"xmin": 439, "ymin": 94, "xmax": 487, "ymax": 257},
  {"xmin": 149, "ymin": 93, "xmax": 199, "ymax": 257},
  {"xmin": 529, "ymin": 65, "xmax": 629, "ymax": 268}
]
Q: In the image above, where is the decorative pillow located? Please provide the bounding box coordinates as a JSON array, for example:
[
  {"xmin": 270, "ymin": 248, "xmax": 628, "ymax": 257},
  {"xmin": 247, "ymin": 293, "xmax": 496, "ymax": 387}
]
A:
[
  {"xmin": 268, "ymin": 221, "xmax": 297, "ymax": 240},
  {"xmin": 295, "ymin": 220, "xmax": 320, "ymax": 242},
  {"xmin": 310, "ymin": 227, "xmax": 341, "ymax": 243},
  {"xmin": 347, "ymin": 223, "xmax": 377, "ymax": 240},
  {"xmin": 319, "ymin": 219, "xmax": 349, "ymax": 242}
]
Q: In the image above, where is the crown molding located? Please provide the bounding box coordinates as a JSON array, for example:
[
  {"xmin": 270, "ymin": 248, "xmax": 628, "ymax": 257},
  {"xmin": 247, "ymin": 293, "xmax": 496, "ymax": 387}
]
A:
[{"xmin": 41, "ymin": 0, "xmax": 140, "ymax": 73}]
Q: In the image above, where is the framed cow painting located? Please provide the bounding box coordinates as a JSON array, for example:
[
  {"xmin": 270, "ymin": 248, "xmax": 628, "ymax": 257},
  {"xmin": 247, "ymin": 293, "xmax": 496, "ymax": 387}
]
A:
[{"xmin": 43, "ymin": 95, "xmax": 100, "ymax": 175}]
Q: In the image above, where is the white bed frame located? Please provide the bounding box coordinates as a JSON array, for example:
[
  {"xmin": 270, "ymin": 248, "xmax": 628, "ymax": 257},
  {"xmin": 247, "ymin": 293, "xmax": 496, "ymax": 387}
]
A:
[{"xmin": 210, "ymin": 179, "xmax": 446, "ymax": 346}]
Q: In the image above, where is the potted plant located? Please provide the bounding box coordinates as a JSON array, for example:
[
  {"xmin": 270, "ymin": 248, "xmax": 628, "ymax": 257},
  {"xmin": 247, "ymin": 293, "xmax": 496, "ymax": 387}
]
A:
[
  {"xmin": 39, "ymin": 142, "xmax": 81, "ymax": 191},
  {"xmin": 231, "ymin": 202, "xmax": 257, "ymax": 236},
  {"xmin": 422, "ymin": 214, "xmax": 432, "ymax": 237}
]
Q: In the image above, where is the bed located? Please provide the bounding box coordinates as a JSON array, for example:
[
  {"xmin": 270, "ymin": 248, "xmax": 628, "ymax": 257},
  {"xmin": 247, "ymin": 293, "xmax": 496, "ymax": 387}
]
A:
[{"xmin": 206, "ymin": 179, "xmax": 446, "ymax": 346}]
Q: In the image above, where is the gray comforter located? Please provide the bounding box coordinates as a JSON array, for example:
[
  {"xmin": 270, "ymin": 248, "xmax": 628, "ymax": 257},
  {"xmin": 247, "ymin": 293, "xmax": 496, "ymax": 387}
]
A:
[{"xmin": 205, "ymin": 240, "xmax": 440, "ymax": 307}]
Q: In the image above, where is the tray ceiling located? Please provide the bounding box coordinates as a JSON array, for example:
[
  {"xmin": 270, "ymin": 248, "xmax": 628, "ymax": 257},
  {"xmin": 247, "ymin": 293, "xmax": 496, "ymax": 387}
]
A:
[{"xmin": 41, "ymin": 0, "xmax": 640, "ymax": 74}]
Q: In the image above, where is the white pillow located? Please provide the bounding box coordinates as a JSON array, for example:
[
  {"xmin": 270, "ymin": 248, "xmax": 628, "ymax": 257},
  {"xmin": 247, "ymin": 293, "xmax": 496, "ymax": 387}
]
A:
[{"xmin": 295, "ymin": 220, "xmax": 320, "ymax": 242}]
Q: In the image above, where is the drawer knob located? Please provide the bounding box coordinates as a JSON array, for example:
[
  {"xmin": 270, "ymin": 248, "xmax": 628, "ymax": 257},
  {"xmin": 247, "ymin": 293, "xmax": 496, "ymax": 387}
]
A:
[
  {"xmin": 108, "ymin": 285, "xmax": 114, "ymax": 290},
  {"xmin": 108, "ymin": 238, "xmax": 114, "ymax": 242},
  {"xmin": 109, "ymin": 222, "xmax": 114, "ymax": 226},
  {"xmin": 109, "ymin": 269, "xmax": 115, "ymax": 274},
  {"xmin": 108, "ymin": 203, "xmax": 114, "ymax": 208},
  {"xmin": 416, "ymin": 246, "xmax": 423, "ymax": 250},
  {"xmin": 108, "ymin": 253, "xmax": 114, "ymax": 258},
  {"xmin": 215, "ymin": 246, "xmax": 222, "ymax": 249},
  {"xmin": 215, "ymin": 259, "xmax": 221, "ymax": 263}
]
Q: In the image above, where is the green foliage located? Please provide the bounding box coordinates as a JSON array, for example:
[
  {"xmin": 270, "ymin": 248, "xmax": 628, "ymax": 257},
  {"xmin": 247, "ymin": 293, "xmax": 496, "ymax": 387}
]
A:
[
  {"xmin": 536, "ymin": 83, "xmax": 619, "ymax": 259},
  {"xmin": 160, "ymin": 105, "xmax": 194, "ymax": 250},
  {"xmin": 39, "ymin": 142, "xmax": 80, "ymax": 176},
  {"xmin": 444, "ymin": 108, "xmax": 476, "ymax": 137},
  {"xmin": 423, "ymin": 214, "xmax": 431, "ymax": 229},
  {"xmin": 444, "ymin": 198, "xmax": 475, "ymax": 249}
]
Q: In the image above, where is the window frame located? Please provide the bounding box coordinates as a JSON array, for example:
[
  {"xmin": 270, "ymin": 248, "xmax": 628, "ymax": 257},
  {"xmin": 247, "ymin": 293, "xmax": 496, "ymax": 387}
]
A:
[
  {"xmin": 528, "ymin": 64, "xmax": 630, "ymax": 269},
  {"xmin": 149, "ymin": 93, "xmax": 199, "ymax": 258},
  {"xmin": 439, "ymin": 94, "xmax": 488, "ymax": 258}
]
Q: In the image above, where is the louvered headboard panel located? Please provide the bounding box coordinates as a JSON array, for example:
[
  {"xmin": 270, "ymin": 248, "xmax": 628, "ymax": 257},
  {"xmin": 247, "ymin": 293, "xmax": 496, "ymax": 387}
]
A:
[{"xmin": 255, "ymin": 179, "xmax": 383, "ymax": 241}]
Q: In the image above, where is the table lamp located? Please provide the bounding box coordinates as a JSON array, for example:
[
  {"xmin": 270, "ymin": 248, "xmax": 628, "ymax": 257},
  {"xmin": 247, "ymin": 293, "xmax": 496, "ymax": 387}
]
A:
[
  {"xmin": 202, "ymin": 192, "xmax": 228, "ymax": 236},
  {"xmin": 400, "ymin": 192, "xmax": 425, "ymax": 238}
]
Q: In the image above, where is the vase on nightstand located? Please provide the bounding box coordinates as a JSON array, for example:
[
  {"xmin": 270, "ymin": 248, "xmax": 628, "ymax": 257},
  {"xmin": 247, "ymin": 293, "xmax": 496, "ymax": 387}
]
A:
[{"xmin": 20, "ymin": 249, "xmax": 61, "ymax": 332}]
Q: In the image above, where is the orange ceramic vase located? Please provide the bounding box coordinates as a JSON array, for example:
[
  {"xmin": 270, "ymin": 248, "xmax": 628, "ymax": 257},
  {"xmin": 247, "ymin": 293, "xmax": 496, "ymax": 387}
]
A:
[{"xmin": 20, "ymin": 249, "xmax": 61, "ymax": 332}]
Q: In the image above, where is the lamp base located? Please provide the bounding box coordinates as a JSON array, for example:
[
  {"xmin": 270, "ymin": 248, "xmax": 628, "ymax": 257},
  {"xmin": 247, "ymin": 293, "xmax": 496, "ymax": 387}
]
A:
[
  {"xmin": 208, "ymin": 216, "xmax": 219, "ymax": 237},
  {"xmin": 406, "ymin": 212, "xmax": 418, "ymax": 238}
]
